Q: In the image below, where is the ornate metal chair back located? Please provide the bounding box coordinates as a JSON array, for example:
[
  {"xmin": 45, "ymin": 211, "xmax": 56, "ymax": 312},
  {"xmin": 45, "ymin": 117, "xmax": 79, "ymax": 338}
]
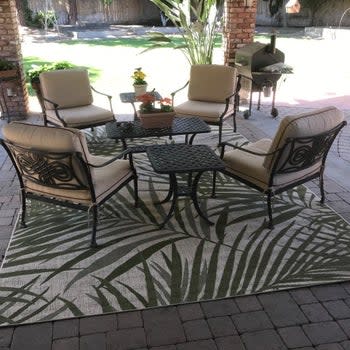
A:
[
  {"xmin": 1, "ymin": 140, "xmax": 92, "ymax": 193},
  {"xmin": 271, "ymin": 121, "xmax": 346, "ymax": 176}
]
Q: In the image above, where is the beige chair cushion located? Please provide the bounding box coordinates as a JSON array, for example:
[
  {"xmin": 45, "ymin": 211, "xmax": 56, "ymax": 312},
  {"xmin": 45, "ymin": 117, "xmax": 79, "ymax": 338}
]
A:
[
  {"xmin": 223, "ymin": 139, "xmax": 321, "ymax": 191},
  {"xmin": 40, "ymin": 68, "xmax": 93, "ymax": 109},
  {"xmin": 45, "ymin": 105, "xmax": 114, "ymax": 128},
  {"xmin": 2, "ymin": 122, "xmax": 133, "ymax": 205},
  {"xmin": 264, "ymin": 106, "xmax": 344, "ymax": 170},
  {"xmin": 2, "ymin": 121, "xmax": 89, "ymax": 157},
  {"xmin": 188, "ymin": 64, "xmax": 237, "ymax": 103},
  {"xmin": 174, "ymin": 100, "xmax": 234, "ymax": 123}
]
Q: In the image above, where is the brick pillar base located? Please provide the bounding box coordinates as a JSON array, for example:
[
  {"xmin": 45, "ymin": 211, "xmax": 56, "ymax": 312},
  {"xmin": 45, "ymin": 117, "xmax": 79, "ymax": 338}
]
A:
[
  {"xmin": 0, "ymin": 0, "xmax": 28, "ymax": 121},
  {"xmin": 223, "ymin": 0, "xmax": 257, "ymax": 66}
]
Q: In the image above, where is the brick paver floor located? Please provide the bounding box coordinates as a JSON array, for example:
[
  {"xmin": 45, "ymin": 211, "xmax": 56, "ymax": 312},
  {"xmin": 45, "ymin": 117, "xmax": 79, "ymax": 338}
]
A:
[{"xmin": 1, "ymin": 106, "xmax": 350, "ymax": 349}]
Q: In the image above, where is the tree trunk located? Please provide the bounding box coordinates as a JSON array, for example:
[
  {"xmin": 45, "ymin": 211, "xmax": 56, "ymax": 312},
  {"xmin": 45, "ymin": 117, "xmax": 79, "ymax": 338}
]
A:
[
  {"xmin": 282, "ymin": 0, "xmax": 288, "ymax": 27},
  {"xmin": 15, "ymin": 0, "xmax": 25, "ymax": 25},
  {"xmin": 68, "ymin": 0, "xmax": 78, "ymax": 25}
]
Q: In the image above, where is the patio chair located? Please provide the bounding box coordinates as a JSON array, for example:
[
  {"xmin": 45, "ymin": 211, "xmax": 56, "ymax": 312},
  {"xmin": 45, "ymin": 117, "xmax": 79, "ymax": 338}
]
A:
[
  {"xmin": 172, "ymin": 64, "xmax": 241, "ymax": 145},
  {"xmin": 1, "ymin": 122, "xmax": 138, "ymax": 247},
  {"xmin": 213, "ymin": 106, "xmax": 346, "ymax": 228},
  {"xmin": 39, "ymin": 68, "xmax": 115, "ymax": 129}
]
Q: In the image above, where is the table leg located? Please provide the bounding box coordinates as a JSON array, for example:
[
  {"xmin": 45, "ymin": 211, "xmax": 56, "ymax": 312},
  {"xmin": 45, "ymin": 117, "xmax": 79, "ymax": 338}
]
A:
[
  {"xmin": 121, "ymin": 138, "xmax": 128, "ymax": 150},
  {"xmin": 159, "ymin": 173, "xmax": 178, "ymax": 228},
  {"xmin": 130, "ymin": 102, "xmax": 137, "ymax": 120},
  {"xmin": 155, "ymin": 174, "xmax": 173, "ymax": 204},
  {"xmin": 192, "ymin": 171, "xmax": 214, "ymax": 225},
  {"xmin": 188, "ymin": 133, "xmax": 198, "ymax": 145}
]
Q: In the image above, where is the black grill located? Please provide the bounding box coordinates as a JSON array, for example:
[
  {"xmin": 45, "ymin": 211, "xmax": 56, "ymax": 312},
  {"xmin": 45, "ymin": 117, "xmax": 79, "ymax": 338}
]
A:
[{"xmin": 235, "ymin": 35, "xmax": 285, "ymax": 118}]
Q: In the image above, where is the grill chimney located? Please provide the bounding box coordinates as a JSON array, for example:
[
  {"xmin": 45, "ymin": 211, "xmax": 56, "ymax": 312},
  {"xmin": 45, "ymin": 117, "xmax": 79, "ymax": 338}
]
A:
[{"xmin": 268, "ymin": 34, "xmax": 276, "ymax": 54}]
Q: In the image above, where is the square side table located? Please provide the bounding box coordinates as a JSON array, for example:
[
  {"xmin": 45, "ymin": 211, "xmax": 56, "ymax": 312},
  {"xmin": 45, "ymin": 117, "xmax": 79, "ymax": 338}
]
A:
[{"xmin": 147, "ymin": 144, "xmax": 225, "ymax": 227}]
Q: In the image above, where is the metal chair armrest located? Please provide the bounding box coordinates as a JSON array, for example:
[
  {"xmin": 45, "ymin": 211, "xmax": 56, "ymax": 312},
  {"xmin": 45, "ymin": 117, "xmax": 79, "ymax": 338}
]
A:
[
  {"xmin": 41, "ymin": 96, "xmax": 67, "ymax": 126},
  {"xmin": 42, "ymin": 96, "xmax": 59, "ymax": 109},
  {"xmin": 220, "ymin": 141, "xmax": 281, "ymax": 157},
  {"xmin": 91, "ymin": 85, "xmax": 112, "ymax": 99},
  {"xmin": 170, "ymin": 81, "xmax": 189, "ymax": 106},
  {"xmin": 88, "ymin": 149, "xmax": 137, "ymax": 172},
  {"xmin": 87, "ymin": 149, "xmax": 131, "ymax": 168},
  {"xmin": 91, "ymin": 86, "xmax": 113, "ymax": 112}
]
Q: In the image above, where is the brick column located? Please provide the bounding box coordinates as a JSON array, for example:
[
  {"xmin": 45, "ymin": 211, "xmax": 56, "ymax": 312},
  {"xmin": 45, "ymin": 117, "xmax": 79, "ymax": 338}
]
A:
[
  {"xmin": 0, "ymin": 0, "xmax": 28, "ymax": 120},
  {"xmin": 223, "ymin": 0, "xmax": 257, "ymax": 66}
]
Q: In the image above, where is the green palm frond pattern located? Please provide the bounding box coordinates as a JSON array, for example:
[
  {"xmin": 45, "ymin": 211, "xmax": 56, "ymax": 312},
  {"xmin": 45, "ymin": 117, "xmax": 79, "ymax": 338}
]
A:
[{"xmin": 0, "ymin": 126, "xmax": 349, "ymax": 326}]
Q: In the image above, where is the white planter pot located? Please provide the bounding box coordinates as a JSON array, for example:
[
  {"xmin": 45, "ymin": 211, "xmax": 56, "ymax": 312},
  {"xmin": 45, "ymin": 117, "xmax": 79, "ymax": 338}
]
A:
[{"xmin": 134, "ymin": 84, "xmax": 148, "ymax": 97}]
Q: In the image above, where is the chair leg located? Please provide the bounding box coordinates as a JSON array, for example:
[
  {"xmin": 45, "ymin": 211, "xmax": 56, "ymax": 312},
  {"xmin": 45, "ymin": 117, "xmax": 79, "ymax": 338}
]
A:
[
  {"xmin": 266, "ymin": 192, "xmax": 274, "ymax": 229},
  {"xmin": 211, "ymin": 171, "xmax": 217, "ymax": 198},
  {"xmin": 134, "ymin": 175, "xmax": 139, "ymax": 207},
  {"xmin": 320, "ymin": 170, "xmax": 325, "ymax": 204},
  {"xmin": 20, "ymin": 188, "xmax": 27, "ymax": 228},
  {"xmin": 232, "ymin": 112, "xmax": 237, "ymax": 133},
  {"xmin": 90, "ymin": 205, "xmax": 98, "ymax": 248},
  {"xmin": 218, "ymin": 122, "xmax": 223, "ymax": 145}
]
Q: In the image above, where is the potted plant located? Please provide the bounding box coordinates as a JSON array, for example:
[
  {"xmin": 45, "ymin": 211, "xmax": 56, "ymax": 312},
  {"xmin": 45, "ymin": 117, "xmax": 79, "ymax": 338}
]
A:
[
  {"xmin": 136, "ymin": 92, "xmax": 175, "ymax": 129},
  {"xmin": 132, "ymin": 67, "xmax": 148, "ymax": 96},
  {"xmin": 0, "ymin": 59, "xmax": 17, "ymax": 79},
  {"xmin": 26, "ymin": 61, "xmax": 74, "ymax": 110}
]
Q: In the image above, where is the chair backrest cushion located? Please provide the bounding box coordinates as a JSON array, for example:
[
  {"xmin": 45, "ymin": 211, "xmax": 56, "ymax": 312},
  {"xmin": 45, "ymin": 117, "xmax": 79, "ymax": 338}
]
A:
[
  {"xmin": 188, "ymin": 64, "xmax": 237, "ymax": 103},
  {"xmin": 2, "ymin": 122, "xmax": 89, "ymax": 156},
  {"xmin": 40, "ymin": 68, "xmax": 93, "ymax": 110},
  {"xmin": 264, "ymin": 106, "xmax": 344, "ymax": 170}
]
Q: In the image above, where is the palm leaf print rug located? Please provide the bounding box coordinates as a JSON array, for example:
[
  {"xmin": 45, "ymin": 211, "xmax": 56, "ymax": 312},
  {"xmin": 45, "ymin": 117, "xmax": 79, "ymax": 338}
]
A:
[{"xmin": 1, "ymin": 126, "xmax": 349, "ymax": 326}]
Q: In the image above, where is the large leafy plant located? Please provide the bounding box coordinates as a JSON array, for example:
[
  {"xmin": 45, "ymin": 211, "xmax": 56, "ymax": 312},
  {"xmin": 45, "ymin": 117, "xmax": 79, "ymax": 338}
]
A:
[{"xmin": 147, "ymin": 0, "xmax": 222, "ymax": 65}]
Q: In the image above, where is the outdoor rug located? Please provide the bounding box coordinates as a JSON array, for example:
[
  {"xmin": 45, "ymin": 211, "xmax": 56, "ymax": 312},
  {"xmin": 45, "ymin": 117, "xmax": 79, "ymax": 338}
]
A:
[{"xmin": 1, "ymin": 126, "xmax": 350, "ymax": 326}]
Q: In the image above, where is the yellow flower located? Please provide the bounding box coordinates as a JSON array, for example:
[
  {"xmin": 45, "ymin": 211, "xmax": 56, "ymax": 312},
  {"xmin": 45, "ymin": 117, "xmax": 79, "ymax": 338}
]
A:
[{"xmin": 132, "ymin": 67, "xmax": 147, "ymax": 85}]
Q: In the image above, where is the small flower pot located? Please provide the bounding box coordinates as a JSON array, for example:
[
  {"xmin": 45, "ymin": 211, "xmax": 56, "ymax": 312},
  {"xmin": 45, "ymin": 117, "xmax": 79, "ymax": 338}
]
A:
[
  {"xmin": 134, "ymin": 84, "xmax": 148, "ymax": 97},
  {"xmin": 137, "ymin": 110, "xmax": 175, "ymax": 129}
]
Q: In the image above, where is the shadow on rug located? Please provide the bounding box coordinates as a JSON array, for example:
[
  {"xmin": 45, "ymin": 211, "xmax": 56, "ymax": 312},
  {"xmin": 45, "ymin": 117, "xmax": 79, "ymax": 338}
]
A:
[{"xmin": 0, "ymin": 126, "xmax": 349, "ymax": 326}]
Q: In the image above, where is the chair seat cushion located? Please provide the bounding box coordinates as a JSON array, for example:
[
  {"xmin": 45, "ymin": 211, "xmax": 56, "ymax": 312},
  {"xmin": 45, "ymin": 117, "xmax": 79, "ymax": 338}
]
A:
[
  {"xmin": 46, "ymin": 105, "xmax": 114, "ymax": 128},
  {"xmin": 223, "ymin": 139, "xmax": 321, "ymax": 191},
  {"xmin": 174, "ymin": 100, "xmax": 233, "ymax": 123},
  {"xmin": 91, "ymin": 156, "xmax": 133, "ymax": 202},
  {"xmin": 25, "ymin": 156, "xmax": 133, "ymax": 205}
]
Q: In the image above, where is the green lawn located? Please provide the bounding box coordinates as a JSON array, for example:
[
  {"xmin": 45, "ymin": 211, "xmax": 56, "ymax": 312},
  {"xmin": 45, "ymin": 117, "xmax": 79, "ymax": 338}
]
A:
[{"xmin": 23, "ymin": 33, "xmax": 223, "ymax": 96}]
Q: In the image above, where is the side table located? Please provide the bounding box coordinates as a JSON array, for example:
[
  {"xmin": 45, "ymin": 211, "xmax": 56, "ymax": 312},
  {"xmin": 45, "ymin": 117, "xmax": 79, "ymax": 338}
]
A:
[
  {"xmin": 147, "ymin": 144, "xmax": 225, "ymax": 227},
  {"xmin": 120, "ymin": 91, "xmax": 162, "ymax": 118}
]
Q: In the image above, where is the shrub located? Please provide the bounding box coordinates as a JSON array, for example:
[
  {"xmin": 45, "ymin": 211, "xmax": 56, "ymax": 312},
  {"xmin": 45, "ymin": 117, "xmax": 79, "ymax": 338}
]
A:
[
  {"xmin": 27, "ymin": 61, "xmax": 75, "ymax": 83},
  {"xmin": 32, "ymin": 10, "xmax": 57, "ymax": 29},
  {"xmin": 0, "ymin": 59, "xmax": 15, "ymax": 71}
]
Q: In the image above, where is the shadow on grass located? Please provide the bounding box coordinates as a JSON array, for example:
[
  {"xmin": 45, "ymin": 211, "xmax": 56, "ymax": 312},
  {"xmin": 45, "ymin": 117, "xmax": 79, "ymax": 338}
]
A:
[{"xmin": 23, "ymin": 56, "xmax": 101, "ymax": 96}]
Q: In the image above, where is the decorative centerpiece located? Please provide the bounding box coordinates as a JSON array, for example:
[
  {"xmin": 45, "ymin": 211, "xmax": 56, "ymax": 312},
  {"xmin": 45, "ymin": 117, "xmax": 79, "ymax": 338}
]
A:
[
  {"xmin": 132, "ymin": 67, "xmax": 148, "ymax": 96},
  {"xmin": 136, "ymin": 92, "xmax": 175, "ymax": 129}
]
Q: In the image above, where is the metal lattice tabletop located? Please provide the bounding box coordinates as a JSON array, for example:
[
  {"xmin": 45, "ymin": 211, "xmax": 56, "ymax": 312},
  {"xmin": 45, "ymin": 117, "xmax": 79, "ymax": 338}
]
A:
[
  {"xmin": 119, "ymin": 91, "xmax": 163, "ymax": 117},
  {"xmin": 105, "ymin": 117, "xmax": 211, "ymax": 141},
  {"xmin": 147, "ymin": 144, "xmax": 225, "ymax": 174},
  {"xmin": 119, "ymin": 91, "xmax": 162, "ymax": 104},
  {"xmin": 147, "ymin": 144, "xmax": 224, "ymax": 227}
]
